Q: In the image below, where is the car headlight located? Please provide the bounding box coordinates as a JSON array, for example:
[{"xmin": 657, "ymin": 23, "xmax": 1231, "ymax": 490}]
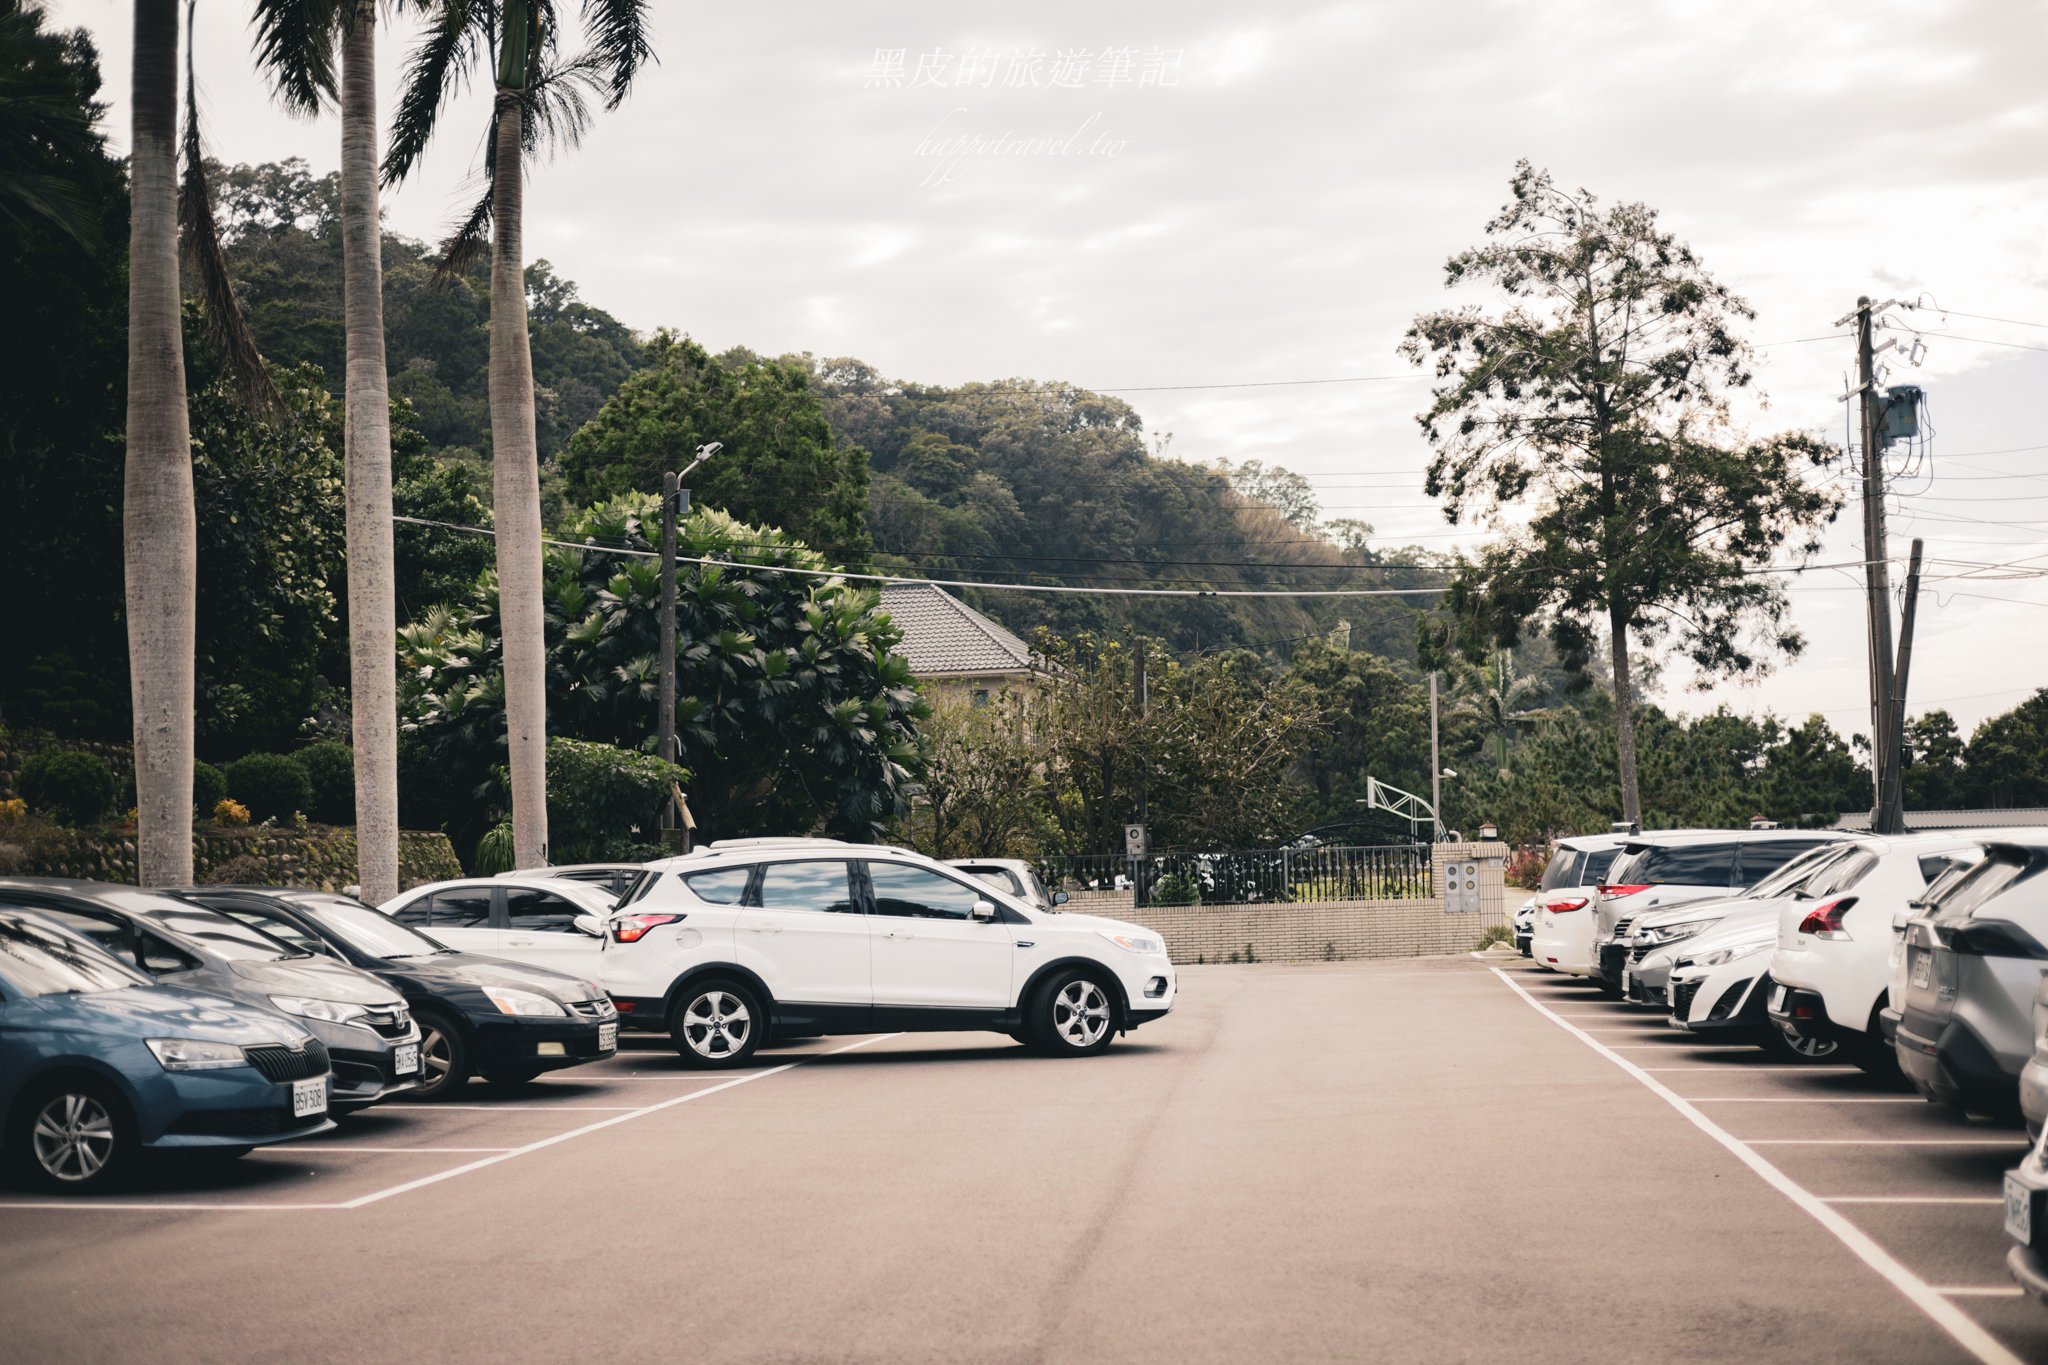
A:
[
  {"xmin": 1694, "ymin": 942, "xmax": 1770, "ymax": 968},
  {"xmin": 1641, "ymin": 919, "xmax": 1720, "ymax": 947},
  {"xmin": 1099, "ymin": 931, "xmax": 1163, "ymax": 955},
  {"xmin": 146, "ymin": 1037, "xmax": 248, "ymax": 1071},
  {"xmin": 270, "ymin": 995, "xmax": 371, "ymax": 1026},
  {"xmin": 483, "ymin": 987, "xmax": 567, "ymax": 1018}
]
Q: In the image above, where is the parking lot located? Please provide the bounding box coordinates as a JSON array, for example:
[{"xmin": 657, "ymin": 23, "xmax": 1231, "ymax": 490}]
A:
[{"xmin": 3, "ymin": 957, "xmax": 2043, "ymax": 1363}]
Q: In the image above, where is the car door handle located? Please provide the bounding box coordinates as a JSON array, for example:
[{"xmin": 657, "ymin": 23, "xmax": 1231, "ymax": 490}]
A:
[
  {"xmin": 879, "ymin": 929, "xmax": 915, "ymax": 940},
  {"xmin": 745, "ymin": 925, "xmax": 782, "ymax": 935}
]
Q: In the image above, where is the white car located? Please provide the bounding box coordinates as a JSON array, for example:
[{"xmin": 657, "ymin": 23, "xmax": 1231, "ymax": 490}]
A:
[
  {"xmin": 1666, "ymin": 917, "xmax": 1841, "ymax": 1061},
  {"xmin": 947, "ymin": 858, "xmax": 1067, "ymax": 914},
  {"xmin": 381, "ymin": 876, "xmax": 621, "ymax": 979},
  {"xmin": 1527, "ymin": 833, "xmax": 1632, "ymax": 975},
  {"xmin": 1770, "ymin": 833, "xmax": 2013, "ymax": 1069},
  {"xmin": 580, "ymin": 838, "xmax": 1175, "ymax": 1067}
]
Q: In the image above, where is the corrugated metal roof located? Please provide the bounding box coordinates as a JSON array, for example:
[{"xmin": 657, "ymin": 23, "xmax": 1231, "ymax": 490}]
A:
[
  {"xmin": 877, "ymin": 583, "xmax": 1035, "ymax": 678},
  {"xmin": 1832, "ymin": 808, "xmax": 2048, "ymax": 831}
]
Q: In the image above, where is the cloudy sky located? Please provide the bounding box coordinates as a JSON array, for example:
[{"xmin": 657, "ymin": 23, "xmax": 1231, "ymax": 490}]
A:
[{"xmin": 52, "ymin": 0, "xmax": 2048, "ymax": 742}]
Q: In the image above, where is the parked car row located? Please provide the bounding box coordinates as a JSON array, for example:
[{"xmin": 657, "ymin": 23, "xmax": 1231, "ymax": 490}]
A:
[
  {"xmin": 0, "ymin": 876, "xmax": 617, "ymax": 1192},
  {"xmin": 1533, "ymin": 826, "xmax": 2048, "ymax": 1303}
]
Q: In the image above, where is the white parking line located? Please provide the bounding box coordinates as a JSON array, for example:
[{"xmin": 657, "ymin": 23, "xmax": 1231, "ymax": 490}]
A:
[
  {"xmin": 1937, "ymin": 1288, "xmax": 2027, "ymax": 1298},
  {"xmin": 1642, "ymin": 1066, "xmax": 1860, "ymax": 1073},
  {"xmin": 1746, "ymin": 1139, "xmax": 2029, "ymax": 1147},
  {"xmin": 1824, "ymin": 1197, "xmax": 2005, "ymax": 1206},
  {"xmin": 1689, "ymin": 1097, "xmax": 1926, "ymax": 1104},
  {"xmin": 279, "ymin": 1146, "xmax": 519, "ymax": 1154},
  {"xmin": 1606, "ymin": 1043, "xmax": 1757, "ymax": 1050},
  {"xmin": 373, "ymin": 1105, "xmax": 641, "ymax": 1112},
  {"xmin": 1493, "ymin": 967, "xmax": 2025, "ymax": 1365}
]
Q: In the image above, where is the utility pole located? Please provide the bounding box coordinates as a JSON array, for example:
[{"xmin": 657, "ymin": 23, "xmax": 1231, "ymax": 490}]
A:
[
  {"xmin": 1429, "ymin": 670, "xmax": 1441, "ymax": 841},
  {"xmin": 657, "ymin": 470, "xmax": 682, "ymax": 835},
  {"xmin": 1133, "ymin": 635, "xmax": 1148, "ymax": 908},
  {"xmin": 1882, "ymin": 538, "xmax": 1925, "ymax": 830},
  {"xmin": 1853, "ymin": 297, "xmax": 1901, "ymax": 835}
]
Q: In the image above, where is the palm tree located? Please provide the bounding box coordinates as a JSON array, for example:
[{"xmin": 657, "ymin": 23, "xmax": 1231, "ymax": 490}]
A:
[
  {"xmin": 1452, "ymin": 650, "xmax": 1549, "ymax": 773},
  {"xmin": 126, "ymin": 0, "xmax": 196, "ymax": 886},
  {"xmin": 385, "ymin": 1, "xmax": 654, "ymax": 867},
  {"xmin": 252, "ymin": 0, "xmax": 401, "ymax": 903}
]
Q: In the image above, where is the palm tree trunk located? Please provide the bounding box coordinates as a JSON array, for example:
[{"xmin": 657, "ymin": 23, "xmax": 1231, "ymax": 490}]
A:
[
  {"xmin": 1609, "ymin": 603, "xmax": 1642, "ymax": 824},
  {"xmin": 488, "ymin": 90, "xmax": 549, "ymax": 866},
  {"xmin": 340, "ymin": 1, "xmax": 399, "ymax": 902},
  {"xmin": 126, "ymin": 0, "xmax": 194, "ymax": 886}
]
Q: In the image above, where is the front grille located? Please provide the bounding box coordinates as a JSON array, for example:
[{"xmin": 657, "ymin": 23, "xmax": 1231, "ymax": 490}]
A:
[
  {"xmin": 1708, "ymin": 981, "xmax": 1749, "ymax": 1022},
  {"xmin": 243, "ymin": 1038, "xmax": 330, "ymax": 1083},
  {"xmin": 362, "ymin": 1005, "xmax": 413, "ymax": 1040},
  {"xmin": 1612, "ymin": 916, "xmax": 1638, "ymax": 940},
  {"xmin": 1671, "ymin": 979, "xmax": 1700, "ymax": 1018},
  {"xmin": 568, "ymin": 998, "xmax": 615, "ymax": 1019},
  {"xmin": 166, "ymin": 1107, "xmax": 309, "ymax": 1138}
]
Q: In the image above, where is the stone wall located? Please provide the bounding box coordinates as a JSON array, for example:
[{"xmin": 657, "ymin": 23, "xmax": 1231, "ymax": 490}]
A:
[
  {"xmin": 1055, "ymin": 841, "xmax": 1507, "ymax": 965},
  {"xmin": 0, "ymin": 823, "xmax": 462, "ymax": 894}
]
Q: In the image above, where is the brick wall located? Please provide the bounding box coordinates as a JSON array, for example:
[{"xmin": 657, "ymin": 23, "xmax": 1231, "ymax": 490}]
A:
[{"xmin": 1051, "ymin": 841, "xmax": 1507, "ymax": 965}]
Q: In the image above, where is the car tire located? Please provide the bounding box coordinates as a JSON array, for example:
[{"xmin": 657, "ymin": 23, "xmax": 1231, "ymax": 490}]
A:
[
  {"xmin": 1762, "ymin": 1021, "xmax": 1841, "ymax": 1063},
  {"xmin": 481, "ymin": 1068, "xmax": 543, "ymax": 1088},
  {"xmin": 1026, "ymin": 969, "xmax": 1118, "ymax": 1056},
  {"xmin": 1850, "ymin": 1006, "xmax": 1903, "ymax": 1079},
  {"xmin": 670, "ymin": 979, "xmax": 765, "ymax": 1069},
  {"xmin": 413, "ymin": 1011, "xmax": 470, "ymax": 1101},
  {"xmin": 10, "ymin": 1075, "xmax": 136, "ymax": 1193}
]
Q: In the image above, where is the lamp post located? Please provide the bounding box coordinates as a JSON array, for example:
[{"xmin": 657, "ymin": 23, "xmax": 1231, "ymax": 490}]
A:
[{"xmin": 659, "ymin": 442, "xmax": 721, "ymax": 837}]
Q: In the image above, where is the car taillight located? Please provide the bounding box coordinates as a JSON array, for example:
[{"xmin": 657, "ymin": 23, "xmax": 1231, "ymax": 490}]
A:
[
  {"xmin": 1797, "ymin": 897, "xmax": 1857, "ymax": 941},
  {"xmin": 1545, "ymin": 896, "xmax": 1589, "ymax": 913},
  {"xmin": 1599, "ymin": 884, "xmax": 1651, "ymax": 897},
  {"xmin": 612, "ymin": 913, "xmax": 683, "ymax": 943}
]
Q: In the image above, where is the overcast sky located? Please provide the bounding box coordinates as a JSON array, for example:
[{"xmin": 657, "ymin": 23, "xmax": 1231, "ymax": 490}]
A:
[{"xmin": 51, "ymin": 0, "xmax": 2048, "ymax": 742}]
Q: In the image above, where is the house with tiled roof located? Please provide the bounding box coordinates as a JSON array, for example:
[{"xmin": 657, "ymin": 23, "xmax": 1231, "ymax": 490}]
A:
[{"xmin": 877, "ymin": 583, "xmax": 1041, "ymax": 703}]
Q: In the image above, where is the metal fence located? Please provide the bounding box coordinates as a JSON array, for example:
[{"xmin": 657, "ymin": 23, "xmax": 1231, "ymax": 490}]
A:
[{"xmin": 1037, "ymin": 844, "xmax": 1433, "ymax": 906}]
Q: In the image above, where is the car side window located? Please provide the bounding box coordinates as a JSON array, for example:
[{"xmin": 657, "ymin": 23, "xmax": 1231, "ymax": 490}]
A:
[
  {"xmin": 867, "ymin": 863, "xmax": 986, "ymax": 921},
  {"xmin": 389, "ymin": 895, "xmax": 432, "ymax": 927},
  {"xmin": 505, "ymin": 888, "xmax": 586, "ymax": 932},
  {"xmin": 426, "ymin": 888, "xmax": 494, "ymax": 928},
  {"xmin": 219, "ymin": 907, "xmax": 325, "ymax": 955},
  {"xmin": 682, "ymin": 867, "xmax": 751, "ymax": 905},
  {"xmin": 31, "ymin": 907, "xmax": 137, "ymax": 961},
  {"xmin": 1643, "ymin": 844, "xmax": 1740, "ymax": 886},
  {"xmin": 754, "ymin": 862, "xmax": 857, "ymax": 914},
  {"xmin": 1738, "ymin": 839, "xmax": 1829, "ymax": 884},
  {"xmin": 962, "ymin": 867, "xmax": 1023, "ymax": 897}
]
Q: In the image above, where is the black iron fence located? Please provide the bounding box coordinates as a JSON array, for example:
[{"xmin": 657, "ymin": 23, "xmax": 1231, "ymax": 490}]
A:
[{"xmin": 1036, "ymin": 844, "xmax": 1433, "ymax": 906}]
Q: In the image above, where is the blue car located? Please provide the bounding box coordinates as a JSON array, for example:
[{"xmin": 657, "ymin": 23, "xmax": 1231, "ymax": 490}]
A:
[{"xmin": 0, "ymin": 907, "xmax": 335, "ymax": 1192}]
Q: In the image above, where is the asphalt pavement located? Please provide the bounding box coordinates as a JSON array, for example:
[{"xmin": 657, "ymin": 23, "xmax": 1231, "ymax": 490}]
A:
[{"xmin": 1, "ymin": 956, "xmax": 2041, "ymax": 1363}]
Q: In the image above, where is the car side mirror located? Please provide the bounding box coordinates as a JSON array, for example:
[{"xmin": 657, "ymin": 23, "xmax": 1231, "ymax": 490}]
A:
[
  {"xmin": 573, "ymin": 914, "xmax": 605, "ymax": 938},
  {"xmin": 1891, "ymin": 909, "xmax": 1913, "ymax": 933},
  {"xmin": 141, "ymin": 952, "xmax": 185, "ymax": 974},
  {"xmin": 1052, "ymin": 891, "xmax": 1070, "ymax": 906},
  {"xmin": 970, "ymin": 900, "xmax": 997, "ymax": 922}
]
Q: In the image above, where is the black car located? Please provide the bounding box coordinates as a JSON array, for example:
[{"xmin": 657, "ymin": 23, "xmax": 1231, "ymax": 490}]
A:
[
  {"xmin": 3, "ymin": 878, "xmax": 421, "ymax": 1112},
  {"xmin": 178, "ymin": 887, "xmax": 619, "ymax": 1099}
]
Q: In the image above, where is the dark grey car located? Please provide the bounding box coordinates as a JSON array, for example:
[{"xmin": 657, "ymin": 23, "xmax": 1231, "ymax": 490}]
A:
[
  {"xmin": 1, "ymin": 878, "xmax": 422, "ymax": 1112},
  {"xmin": 1895, "ymin": 840, "xmax": 2048, "ymax": 1117}
]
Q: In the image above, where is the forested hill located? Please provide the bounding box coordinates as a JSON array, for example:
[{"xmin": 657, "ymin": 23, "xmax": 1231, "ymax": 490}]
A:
[{"xmin": 214, "ymin": 159, "xmax": 1447, "ymax": 663}]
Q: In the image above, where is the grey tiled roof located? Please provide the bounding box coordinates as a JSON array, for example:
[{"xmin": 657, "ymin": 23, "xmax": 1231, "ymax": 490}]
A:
[
  {"xmin": 1832, "ymin": 808, "xmax": 2048, "ymax": 831},
  {"xmin": 877, "ymin": 583, "xmax": 1035, "ymax": 678}
]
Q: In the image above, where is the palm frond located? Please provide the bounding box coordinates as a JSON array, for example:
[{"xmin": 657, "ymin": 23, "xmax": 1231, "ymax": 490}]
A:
[
  {"xmin": 249, "ymin": 0, "xmax": 346, "ymax": 116},
  {"xmin": 384, "ymin": 0, "xmax": 490, "ymax": 186},
  {"xmin": 178, "ymin": 1, "xmax": 278, "ymax": 411},
  {"xmin": 578, "ymin": 0, "xmax": 654, "ymax": 108},
  {"xmin": 433, "ymin": 166, "xmax": 495, "ymax": 279}
]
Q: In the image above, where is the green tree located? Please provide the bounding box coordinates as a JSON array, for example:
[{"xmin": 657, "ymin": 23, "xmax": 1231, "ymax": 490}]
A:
[
  {"xmin": 396, "ymin": 498, "xmax": 925, "ymax": 851},
  {"xmin": 0, "ymin": 0, "xmax": 107, "ymax": 248},
  {"xmin": 1902, "ymin": 708, "xmax": 1968, "ymax": 811},
  {"xmin": 558, "ymin": 333, "xmax": 872, "ymax": 558},
  {"xmin": 1449, "ymin": 649, "xmax": 1549, "ymax": 771},
  {"xmin": 1401, "ymin": 162, "xmax": 1841, "ymax": 825},
  {"xmin": 900, "ymin": 691, "xmax": 1049, "ymax": 860},
  {"xmin": 385, "ymin": 0, "xmax": 656, "ymax": 869},
  {"xmin": 1963, "ymin": 690, "xmax": 2048, "ymax": 808}
]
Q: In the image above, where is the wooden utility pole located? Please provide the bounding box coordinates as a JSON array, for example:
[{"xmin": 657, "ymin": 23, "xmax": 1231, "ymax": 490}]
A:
[
  {"xmin": 1133, "ymin": 635, "xmax": 1148, "ymax": 908},
  {"xmin": 1429, "ymin": 670, "xmax": 1441, "ymax": 840},
  {"xmin": 658, "ymin": 470, "xmax": 680, "ymax": 834},
  {"xmin": 1853, "ymin": 298, "xmax": 1902, "ymax": 834},
  {"xmin": 1882, "ymin": 538, "xmax": 1925, "ymax": 829}
]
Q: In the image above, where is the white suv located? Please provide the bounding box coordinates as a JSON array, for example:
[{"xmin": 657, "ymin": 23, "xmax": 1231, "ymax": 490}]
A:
[{"xmin": 595, "ymin": 839, "xmax": 1175, "ymax": 1067}]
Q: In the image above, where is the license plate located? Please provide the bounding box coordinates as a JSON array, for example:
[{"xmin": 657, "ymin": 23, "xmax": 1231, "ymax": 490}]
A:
[
  {"xmin": 1770, "ymin": 983, "xmax": 1789, "ymax": 1012},
  {"xmin": 1910, "ymin": 950, "xmax": 1932, "ymax": 989},
  {"xmin": 598, "ymin": 1022, "xmax": 617, "ymax": 1052},
  {"xmin": 393, "ymin": 1043, "xmax": 420, "ymax": 1076},
  {"xmin": 291, "ymin": 1076, "xmax": 326, "ymax": 1118},
  {"xmin": 2007, "ymin": 1174, "xmax": 2034, "ymax": 1246},
  {"xmin": 1621, "ymin": 965, "xmax": 1633, "ymax": 995}
]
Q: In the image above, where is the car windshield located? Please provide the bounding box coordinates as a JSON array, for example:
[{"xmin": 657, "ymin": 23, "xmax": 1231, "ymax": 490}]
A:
[
  {"xmin": 1931, "ymin": 849, "xmax": 2038, "ymax": 920},
  {"xmin": 1539, "ymin": 849, "xmax": 1584, "ymax": 892},
  {"xmin": 293, "ymin": 894, "xmax": 451, "ymax": 959},
  {"xmin": 140, "ymin": 903, "xmax": 308, "ymax": 961},
  {"xmin": 0, "ymin": 911, "xmax": 151, "ymax": 996},
  {"xmin": 1746, "ymin": 844, "xmax": 1852, "ymax": 900}
]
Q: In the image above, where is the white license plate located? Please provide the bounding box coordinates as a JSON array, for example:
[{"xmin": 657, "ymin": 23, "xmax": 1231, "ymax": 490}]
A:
[
  {"xmin": 598, "ymin": 1022, "xmax": 617, "ymax": 1052},
  {"xmin": 291, "ymin": 1076, "xmax": 326, "ymax": 1118},
  {"xmin": 2007, "ymin": 1174, "xmax": 2033, "ymax": 1246},
  {"xmin": 393, "ymin": 1043, "xmax": 420, "ymax": 1076},
  {"xmin": 1910, "ymin": 951, "xmax": 1932, "ymax": 989},
  {"xmin": 1621, "ymin": 965, "xmax": 1633, "ymax": 994},
  {"xmin": 1771, "ymin": 983, "xmax": 1789, "ymax": 1012}
]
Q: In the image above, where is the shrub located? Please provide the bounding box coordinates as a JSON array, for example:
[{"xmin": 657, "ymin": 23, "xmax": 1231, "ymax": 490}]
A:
[
  {"xmin": 0, "ymin": 797, "xmax": 24, "ymax": 821},
  {"xmin": 193, "ymin": 761, "xmax": 227, "ymax": 815},
  {"xmin": 224, "ymin": 752, "xmax": 311, "ymax": 822},
  {"xmin": 544, "ymin": 737, "xmax": 689, "ymax": 863},
  {"xmin": 214, "ymin": 798, "xmax": 251, "ymax": 826},
  {"xmin": 1504, "ymin": 845, "xmax": 1548, "ymax": 890},
  {"xmin": 298, "ymin": 741, "xmax": 354, "ymax": 824},
  {"xmin": 473, "ymin": 821, "xmax": 516, "ymax": 875},
  {"xmin": 19, "ymin": 750, "xmax": 117, "ymax": 827},
  {"xmin": 1150, "ymin": 870, "xmax": 1200, "ymax": 906}
]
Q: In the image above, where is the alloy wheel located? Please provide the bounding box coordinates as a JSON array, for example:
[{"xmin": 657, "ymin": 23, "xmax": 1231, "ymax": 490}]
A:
[
  {"xmin": 32, "ymin": 1092, "xmax": 116, "ymax": 1184},
  {"xmin": 1053, "ymin": 979, "xmax": 1110, "ymax": 1048},
  {"xmin": 419, "ymin": 1023, "xmax": 454, "ymax": 1092},
  {"xmin": 682, "ymin": 990, "xmax": 751, "ymax": 1059}
]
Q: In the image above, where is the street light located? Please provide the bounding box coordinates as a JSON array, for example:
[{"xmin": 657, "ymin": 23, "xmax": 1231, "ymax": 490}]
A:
[{"xmin": 659, "ymin": 442, "xmax": 722, "ymax": 842}]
